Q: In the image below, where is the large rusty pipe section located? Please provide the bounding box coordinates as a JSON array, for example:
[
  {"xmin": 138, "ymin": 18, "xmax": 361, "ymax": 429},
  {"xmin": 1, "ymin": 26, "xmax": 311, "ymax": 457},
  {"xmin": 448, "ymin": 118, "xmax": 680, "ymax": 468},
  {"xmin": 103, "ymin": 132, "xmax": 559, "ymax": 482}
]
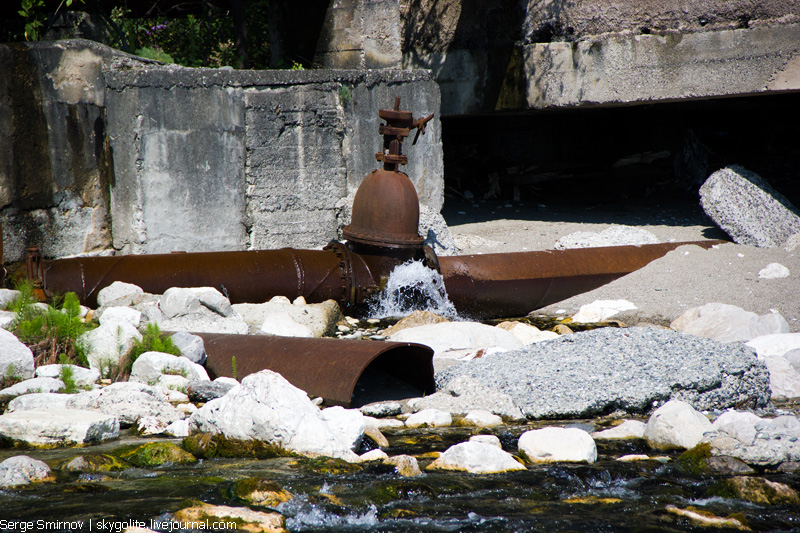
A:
[
  {"xmin": 195, "ymin": 333, "xmax": 435, "ymax": 407},
  {"xmin": 440, "ymin": 240, "xmax": 722, "ymax": 319}
]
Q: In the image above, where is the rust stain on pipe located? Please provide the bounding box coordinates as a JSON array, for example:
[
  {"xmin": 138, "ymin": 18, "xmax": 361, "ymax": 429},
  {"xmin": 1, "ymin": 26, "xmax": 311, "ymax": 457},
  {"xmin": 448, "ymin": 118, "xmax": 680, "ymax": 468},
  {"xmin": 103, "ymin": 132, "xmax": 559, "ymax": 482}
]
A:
[
  {"xmin": 439, "ymin": 241, "xmax": 723, "ymax": 319},
  {"xmin": 195, "ymin": 333, "xmax": 435, "ymax": 408}
]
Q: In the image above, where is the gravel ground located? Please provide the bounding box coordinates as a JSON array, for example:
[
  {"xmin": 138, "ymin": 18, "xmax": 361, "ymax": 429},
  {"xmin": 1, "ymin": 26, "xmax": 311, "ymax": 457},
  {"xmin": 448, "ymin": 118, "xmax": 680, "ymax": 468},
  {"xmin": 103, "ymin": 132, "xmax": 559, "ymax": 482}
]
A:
[{"xmin": 441, "ymin": 195, "xmax": 800, "ymax": 331}]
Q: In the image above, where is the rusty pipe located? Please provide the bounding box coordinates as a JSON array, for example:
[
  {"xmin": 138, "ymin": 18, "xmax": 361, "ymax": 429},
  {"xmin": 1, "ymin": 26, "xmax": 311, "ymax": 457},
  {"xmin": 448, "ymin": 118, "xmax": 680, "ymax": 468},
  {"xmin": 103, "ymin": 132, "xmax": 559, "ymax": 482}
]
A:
[
  {"xmin": 33, "ymin": 243, "xmax": 390, "ymax": 310},
  {"xmin": 439, "ymin": 241, "xmax": 723, "ymax": 319},
  {"xmin": 195, "ymin": 333, "xmax": 435, "ymax": 407}
]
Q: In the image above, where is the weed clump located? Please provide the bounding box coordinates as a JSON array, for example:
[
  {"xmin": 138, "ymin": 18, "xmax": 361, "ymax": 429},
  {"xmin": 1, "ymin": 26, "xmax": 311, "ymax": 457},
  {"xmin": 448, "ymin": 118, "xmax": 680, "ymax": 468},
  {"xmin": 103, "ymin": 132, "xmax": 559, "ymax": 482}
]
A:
[{"xmin": 111, "ymin": 323, "xmax": 180, "ymax": 381}]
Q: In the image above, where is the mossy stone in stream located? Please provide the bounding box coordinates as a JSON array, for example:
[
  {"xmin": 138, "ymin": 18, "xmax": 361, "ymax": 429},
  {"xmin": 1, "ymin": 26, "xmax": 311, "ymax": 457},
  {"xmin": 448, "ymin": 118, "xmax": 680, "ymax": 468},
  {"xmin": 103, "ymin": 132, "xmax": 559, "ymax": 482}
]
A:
[
  {"xmin": 365, "ymin": 480, "xmax": 438, "ymax": 506},
  {"xmin": 676, "ymin": 442, "xmax": 713, "ymax": 475},
  {"xmin": 228, "ymin": 477, "xmax": 294, "ymax": 507},
  {"xmin": 289, "ymin": 457, "xmax": 363, "ymax": 475},
  {"xmin": 117, "ymin": 442, "xmax": 197, "ymax": 467},
  {"xmin": 183, "ymin": 433, "xmax": 295, "ymax": 460},
  {"xmin": 60, "ymin": 454, "xmax": 129, "ymax": 473},
  {"xmin": 711, "ymin": 476, "xmax": 800, "ymax": 505}
]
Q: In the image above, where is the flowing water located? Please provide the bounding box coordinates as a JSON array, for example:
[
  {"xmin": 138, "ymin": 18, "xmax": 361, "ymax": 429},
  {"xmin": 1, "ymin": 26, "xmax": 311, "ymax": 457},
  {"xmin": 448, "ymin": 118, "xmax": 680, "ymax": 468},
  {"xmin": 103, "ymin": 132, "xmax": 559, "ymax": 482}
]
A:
[{"xmin": 368, "ymin": 261, "xmax": 458, "ymax": 320}]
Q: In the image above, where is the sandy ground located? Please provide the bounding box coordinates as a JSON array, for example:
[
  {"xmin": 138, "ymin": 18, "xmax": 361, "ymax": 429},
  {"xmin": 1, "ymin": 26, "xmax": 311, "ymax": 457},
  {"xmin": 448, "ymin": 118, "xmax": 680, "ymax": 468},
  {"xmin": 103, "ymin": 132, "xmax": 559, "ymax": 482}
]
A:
[{"xmin": 441, "ymin": 195, "xmax": 800, "ymax": 331}]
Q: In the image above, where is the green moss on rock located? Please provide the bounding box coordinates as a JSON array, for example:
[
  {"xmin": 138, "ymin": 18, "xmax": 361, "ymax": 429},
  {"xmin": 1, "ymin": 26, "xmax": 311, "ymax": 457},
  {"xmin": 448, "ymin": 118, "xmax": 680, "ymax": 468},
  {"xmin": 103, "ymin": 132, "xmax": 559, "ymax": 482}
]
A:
[
  {"xmin": 229, "ymin": 477, "xmax": 294, "ymax": 507},
  {"xmin": 182, "ymin": 433, "xmax": 295, "ymax": 460},
  {"xmin": 712, "ymin": 476, "xmax": 800, "ymax": 505},
  {"xmin": 117, "ymin": 442, "xmax": 197, "ymax": 467},
  {"xmin": 289, "ymin": 457, "xmax": 363, "ymax": 475},
  {"xmin": 60, "ymin": 454, "xmax": 129, "ymax": 473},
  {"xmin": 676, "ymin": 443, "xmax": 713, "ymax": 475}
]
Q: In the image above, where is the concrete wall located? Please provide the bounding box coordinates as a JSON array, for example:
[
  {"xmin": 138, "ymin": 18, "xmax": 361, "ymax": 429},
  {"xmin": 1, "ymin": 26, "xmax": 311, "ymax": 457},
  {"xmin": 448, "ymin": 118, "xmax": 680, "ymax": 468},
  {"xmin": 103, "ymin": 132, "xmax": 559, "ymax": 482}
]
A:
[{"xmin": 1, "ymin": 40, "xmax": 443, "ymax": 261}]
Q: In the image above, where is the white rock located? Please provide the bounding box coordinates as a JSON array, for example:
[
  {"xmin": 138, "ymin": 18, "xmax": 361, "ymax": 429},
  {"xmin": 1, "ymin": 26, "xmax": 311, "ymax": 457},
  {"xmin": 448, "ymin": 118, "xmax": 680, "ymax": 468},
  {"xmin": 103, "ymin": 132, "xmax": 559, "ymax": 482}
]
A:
[
  {"xmin": 712, "ymin": 410, "xmax": 764, "ymax": 445},
  {"xmin": 571, "ymin": 300, "xmax": 637, "ymax": 323},
  {"xmin": 188, "ymin": 370, "xmax": 360, "ymax": 461},
  {"xmin": 162, "ymin": 388, "xmax": 190, "ymax": 404},
  {"xmin": 0, "ymin": 455, "xmax": 52, "ymax": 487},
  {"xmin": 156, "ymin": 374, "xmax": 190, "ymax": 393},
  {"xmin": 0, "ymin": 408, "xmax": 119, "ymax": 446},
  {"xmin": 405, "ymin": 409, "xmax": 453, "ymax": 428},
  {"xmin": 786, "ymin": 348, "xmax": 800, "ymax": 371},
  {"xmin": 644, "ymin": 400, "xmax": 713, "ymax": 450},
  {"xmin": 234, "ymin": 297, "xmax": 342, "ymax": 338},
  {"xmin": 35, "ymin": 364, "xmax": 100, "ymax": 386},
  {"xmin": 6, "ymin": 392, "xmax": 71, "ymax": 412},
  {"xmin": 747, "ymin": 333, "xmax": 800, "ymax": 358},
  {"xmin": 0, "ymin": 289, "xmax": 21, "ymax": 310},
  {"xmin": 136, "ymin": 416, "xmax": 168, "ymax": 436},
  {"xmin": 428, "ymin": 441, "xmax": 526, "ymax": 473},
  {"xmin": 591, "ymin": 420, "xmax": 647, "ymax": 440},
  {"xmin": 463, "ymin": 410, "xmax": 503, "ymax": 427},
  {"xmin": 554, "ymin": 225, "xmax": 659, "ymax": 250},
  {"xmin": 188, "ymin": 287, "xmax": 234, "ymax": 317},
  {"xmin": 320, "ymin": 406, "xmax": 367, "ymax": 451},
  {"xmin": 518, "ymin": 427, "xmax": 597, "ymax": 463},
  {"xmin": 469, "ymin": 434, "xmax": 502, "ymax": 447},
  {"xmin": 670, "ymin": 303, "xmax": 789, "ymax": 343},
  {"xmin": 165, "ymin": 419, "xmax": 190, "ymax": 437},
  {"xmin": 358, "ymin": 449, "xmax": 389, "ymax": 462},
  {"xmin": 170, "ymin": 331, "xmax": 207, "ymax": 365},
  {"xmin": 159, "ymin": 313, "xmax": 249, "ymax": 335},
  {"xmin": 758, "ymin": 263, "xmax": 791, "ymax": 279},
  {"xmin": 359, "ymin": 401, "xmax": 403, "ymax": 418},
  {"xmin": 0, "ymin": 310, "xmax": 16, "ymax": 330},
  {"xmin": 366, "ymin": 417, "xmax": 405, "ymax": 430},
  {"xmin": 66, "ymin": 382, "xmax": 182, "ymax": 426},
  {"xmin": 160, "ymin": 288, "xmax": 201, "ymax": 318},
  {"xmin": 98, "ymin": 306, "xmax": 142, "ymax": 327},
  {"xmin": 97, "ymin": 281, "xmax": 143, "ymax": 308},
  {"xmin": 130, "ymin": 351, "xmax": 209, "ymax": 385},
  {"xmin": 176, "ymin": 403, "xmax": 198, "ymax": 416},
  {"xmin": 0, "ymin": 377, "xmax": 64, "ymax": 401},
  {"xmin": 497, "ymin": 322, "xmax": 559, "ymax": 344},
  {"xmin": 0, "ymin": 329, "xmax": 35, "ymax": 380},
  {"xmin": 762, "ymin": 356, "xmax": 800, "ymax": 399},
  {"xmin": 261, "ymin": 314, "xmax": 314, "ymax": 338},
  {"xmin": 214, "ymin": 376, "xmax": 240, "ymax": 387},
  {"xmin": 80, "ymin": 320, "xmax": 142, "ymax": 372},
  {"xmin": 388, "ymin": 322, "xmax": 523, "ymax": 358}
]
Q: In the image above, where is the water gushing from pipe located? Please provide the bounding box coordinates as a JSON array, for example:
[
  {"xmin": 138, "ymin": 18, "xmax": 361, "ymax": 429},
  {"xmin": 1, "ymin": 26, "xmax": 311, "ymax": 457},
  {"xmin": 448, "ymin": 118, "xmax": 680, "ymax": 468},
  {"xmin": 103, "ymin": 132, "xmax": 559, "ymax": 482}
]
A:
[{"xmin": 368, "ymin": 260, "xmax": 458, "ymax": 319}]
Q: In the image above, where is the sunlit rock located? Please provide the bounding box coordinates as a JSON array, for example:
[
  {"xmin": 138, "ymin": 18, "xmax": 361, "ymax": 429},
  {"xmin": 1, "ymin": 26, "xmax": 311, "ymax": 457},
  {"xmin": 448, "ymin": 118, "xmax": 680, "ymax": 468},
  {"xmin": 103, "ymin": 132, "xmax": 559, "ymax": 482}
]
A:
[
  {"xmin": 80, "ymin": 320, "xmax": 142, "ymax": 371},
  {"xmin": 0, "ymin": 377, "xmax": 64, "ymax": 402},
  {"xmin": 645, "ymin": 400, "xmax": 713, "ymax": 450},
  {"xmin": 405, "ymin": 408, "xmax": 452, "ymax": 428},
  {"xmin": 671, "ymin": 303, "xmax": 788, "ymax": 343},
  {"xmin": 0, "ymin": 329, "xmax": 35, "ymax": 380},
  {"xmin": 0, "ymin": 408, "xmax": 119, "ymax": 446},
  {"xmin": 427, "ymin": 441, "xmax": 526, "ymax": 473},
  {"xmin": 0, "ymin": 455, "xmax": 54, "ymax": 487},
  {"xmin": 518, "ymin": 427, "xmax": 597, "ymax": 464},
  {"xmin": 66, "ymin": 381, "xmax": 182, "ymax": 426},
  {"xmin": 591, "ymin": 420, "xmax": 646, "ymax": 440},
  {"xmin": 96, "ymin": 281, "xmax": 143, "ymax": 308},
  {"xmin": 130, "ymin": 351, "xmax": 209, "ymax": 386}
]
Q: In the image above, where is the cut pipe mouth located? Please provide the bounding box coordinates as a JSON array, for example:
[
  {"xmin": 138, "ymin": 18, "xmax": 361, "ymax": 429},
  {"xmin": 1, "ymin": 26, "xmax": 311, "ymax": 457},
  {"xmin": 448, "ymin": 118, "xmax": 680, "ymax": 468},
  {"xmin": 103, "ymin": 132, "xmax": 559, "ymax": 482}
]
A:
[{"xmin": 194, "ymin": 333, "xmax": 435, "ymax": 408}]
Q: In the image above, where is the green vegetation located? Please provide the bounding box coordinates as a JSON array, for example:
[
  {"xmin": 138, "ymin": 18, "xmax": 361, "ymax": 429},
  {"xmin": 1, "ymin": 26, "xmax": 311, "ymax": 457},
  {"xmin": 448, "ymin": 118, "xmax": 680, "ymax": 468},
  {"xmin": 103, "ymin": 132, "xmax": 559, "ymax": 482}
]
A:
[
  {"xmin": 8, "ymin": 281, "xmax": 93, "ymax": 367},
  {"xmin": 111, "ymin": 322, "xmax": 179, "ymax": 381},
  {"xmin": 117, "ymin": 442, "xmax": 197, "ymax": 467},
  {"xmin": 231, "ymin": 355, "xmax": 237, "ymax": 381},
  {"xmin": 58, "ymin": 363, "xmax": 79, "ymax": 394}
]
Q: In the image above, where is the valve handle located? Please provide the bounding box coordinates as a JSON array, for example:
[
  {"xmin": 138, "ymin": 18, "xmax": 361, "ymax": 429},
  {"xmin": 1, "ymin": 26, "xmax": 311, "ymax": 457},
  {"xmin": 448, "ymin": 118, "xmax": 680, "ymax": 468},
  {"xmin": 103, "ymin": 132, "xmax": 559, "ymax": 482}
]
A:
[{"xmin": 412, "ymin": 113, "xmax": 434, "ymax": 145}]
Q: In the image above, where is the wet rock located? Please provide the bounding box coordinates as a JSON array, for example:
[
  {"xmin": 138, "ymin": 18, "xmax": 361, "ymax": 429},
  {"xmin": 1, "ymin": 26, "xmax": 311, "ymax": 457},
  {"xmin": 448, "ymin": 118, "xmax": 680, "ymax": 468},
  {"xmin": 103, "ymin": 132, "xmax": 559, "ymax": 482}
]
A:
[
  {"xmin": 67, "ymin": 382, "xmax": 182, "ymax": 426},
  {"xmin": 388, "ymin": 321, "xmax": 522, "ymax": 359},
  {"xmin": 382, "ymin": 311, "xmax": 449, "ymax": 337},
  {"xmin": 363, "ymin": 425, "xmax": 389, "ymax": 448},
  {"xmin": 36, "ymin": 364, "xmax": 100, "ymax": 387},
  {"xmin": 645, "ymin": 400, "xmax": 713, "ymax": 450},
  {"xmin": 97, "ymin": 281, "xmax": 143, "ymax": 307},
  {"xmin": 172, "ymin": 503, "xmax": 285, "ymax": 533},
  {"xmin": 554, "ymin": 225, "xmax": 659, "ymax": 249},
  {"xmin": 495, "ymin": 321, "xmax": 558, "ymax": 344},
  {"xmin": 436, "ymin": 327, "xmax": 770, "ymax": 419},
  {"xmin": 571, "ymin": 299, "xmax": 637, "ymax": 323},
  {"xmin": 130, "ymin": 351, "xmax": 210, "ymax": 386},
  {"xmin": 591, "ymin": 420, "xmax": 646, "ymax": 440},
  {"xmin": 670, "ymin": 303, "xmax": 789, "ymax": 343},
  {"xmin": 188, "ymin": 370, "xmax": 360, "ymax": 461},
  {"xmin": 518, "ymin": 427, "xmax": 597, "ymax": 464},
  {"xmin": 0, "ymin": 455, "xmax": 54, "ymax": 487},
  {"xmin": 716, "ymin": 476, "xmax": 800, "ymax": 505},
  {"xmin": 462, "ymin": 410, "xmax": 503, "ymax": 427},
  {"xmin": 427, "ymin": 441, "xmax": 525, "ymax": 473},
  {"xmin": 60, "ymin": 453, "xmax": 128, "ymax": 473},
  {"xmin": 699, "ymin": 165, "xmax": 800, "ymax": 248},
  {"xmin": 170, "ymin": 331, "xmax": 206, "ymax": 365},
  {"xmin": 229, "ymin": 477, "xmax": 294, "ymax": 506},
  {"xmin": 0, "ymin": 408, "xmax": 119, "ymax": 446},
  {"xmin": 118, "ymin": 442, "xmax": 196, "ymax": 467},
  {"xmin": 759, "ymin": 262, "xmax": 791, "ymax": 279},
  {"xmin": 0, "ymin": 329, "xmax": 35, "ymax": 380},
  {"xmin": 411, "ymin": 375, "xmax": 524, "ymax": 420},
  {"xmin": 80, "ymin": 320, "xmax": 142, "ymax": 371},
  {"xmin": 761, "ymin": 356, "xmax": 800, "ymax": 399},
  {"xmin": 0, "ymin": 377, "xmax": 64, "ymax": 401},
  {"xmin": 233, "ymin": 297, "xmax": 342, "ymax": 338},
  {"xmin": 320, "ymin": 406, "xmax": 366, "ymax": 451},
  {"xmin": 747, "ymin": 332, "xmax": 800, "ymax": 357},
  {"xmin": 405, "ymin": 408, "xmax": 452, "ymax": 428},
  {"xmin": 187, "ymin": 379, "xmax": 236, "ymax": 403},
  {"xmin": 383, "ymin": 455, "xmax": 422, "ymax": 477},
  {"xmin": 665, "ymin": 505, "xmax": 749, "ymax": 530},
  {"xmin": 97, "ymin": 306, "xmax": 142, "ymax": 327}
]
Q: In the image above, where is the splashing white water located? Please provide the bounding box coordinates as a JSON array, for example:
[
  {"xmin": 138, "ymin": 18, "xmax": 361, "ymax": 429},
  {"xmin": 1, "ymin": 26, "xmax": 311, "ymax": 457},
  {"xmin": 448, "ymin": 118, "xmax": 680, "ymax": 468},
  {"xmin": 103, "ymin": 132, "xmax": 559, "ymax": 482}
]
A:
[{"xmin": 369, "ymin": 260, "xmax": 458, "ymax": 319}]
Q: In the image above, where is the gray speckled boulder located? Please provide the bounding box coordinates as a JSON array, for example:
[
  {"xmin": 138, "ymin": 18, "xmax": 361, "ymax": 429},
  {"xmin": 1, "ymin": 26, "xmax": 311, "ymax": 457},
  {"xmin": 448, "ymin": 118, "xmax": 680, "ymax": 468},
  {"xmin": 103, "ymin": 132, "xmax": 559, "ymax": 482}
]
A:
[
  {"xmin": 435, "ymin": 327, "xmax": 771, "ymax": 419},
  {"xmin": 699, "ymin": 165, "xmax": 800, "ymax": 248}
]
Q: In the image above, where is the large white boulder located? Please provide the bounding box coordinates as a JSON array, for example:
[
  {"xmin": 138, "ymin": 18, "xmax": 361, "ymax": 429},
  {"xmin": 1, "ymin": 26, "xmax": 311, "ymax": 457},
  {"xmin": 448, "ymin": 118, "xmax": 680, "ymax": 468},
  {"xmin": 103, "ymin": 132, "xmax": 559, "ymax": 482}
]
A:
[
  {"xmin": 518, "ymin": 427, "xmax": 597, "ymax": 464},
  {"xmin": 6, "ymin": 392, "xmax": 71, "ymax": 412},
  {"xmin": 160, "ymin": 287, "xmax": 202, "ymax": 318},
  {"xmin": 644, "ymin": 400, "xmax": 713, "ymax": 450},
  {"xmin": 671, "ymin": 303, "xmax": 789, "ymax": 343},
  {"xmin": 66, "ymin": 382, "xmax": 182, "ymax": 426},
  {"xmin": 0, "ymin": 329, "xmax": 35, "ymax": 380},
  {"xmin": 188, "ymin": 370, "xmax": 360, "ymax": 461},
  {"xmin": 405, "ymin": 409, "xmax": 453, "ymax": 428},
  {"xmin": 762, "ymin": 356, "xmax": 800, "ymax": 399},
  {"xmin": 0, "ymin": 377, "xmax": 64, "ymax": 402},
  {"xmin": 0, "ymin": 455, "xmax": 53, "ymax": 487},
  {"xmin": 747, "ymin": 333, "xmax": 800, "ymax": 358},
  {"xmin": 96, "ymin": 281, "xmax": 143, "ymax": 308},
  {"xmin": 234, "ymin": 297, "xmax": 342, "ymax": 338},
  {"xmin": 98, "ymin": 306, "xmax": 142, "ymax": 327},
  {"xmin": 428, "ymin": 441, "xmax": 526, "ymax": 474},
  {"xmin": 320, "ymin": 406, "xmax": 367, "ymax": 451},
  {"xmin": 80, "ymin": 320, "xmax": 142, "ymax": 372},
  {"xmin": 130, "ymin": 351, "xmax": 210, "ymax": 386},
  {"xmin": 0, "ymin": 408, "xmax": 119, "ymax": 446},
  {"xmin": 35, "ymin": 364, "xmax": 100, "ymax": 387},
  {"xmin": 387, "ymin": 321, "xmax": 522, "ymax": 358}
]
